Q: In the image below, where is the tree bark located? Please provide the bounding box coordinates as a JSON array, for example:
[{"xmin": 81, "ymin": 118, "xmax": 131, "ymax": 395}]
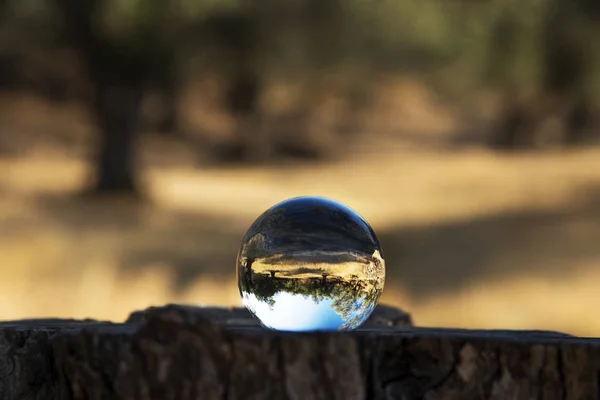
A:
[{"xmin": 2, "ymin": 303, "xmax": 599, "ymax": 400}]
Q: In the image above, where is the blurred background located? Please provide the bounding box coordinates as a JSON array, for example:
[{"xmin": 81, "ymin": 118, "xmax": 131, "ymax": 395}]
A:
[{"xmin": 1, "ymin": 0, "xmax": 600, "ymax": 336}]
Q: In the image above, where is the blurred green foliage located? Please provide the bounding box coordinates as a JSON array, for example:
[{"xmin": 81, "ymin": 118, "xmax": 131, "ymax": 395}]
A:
[
  {"xmin": 1, "ymin": 0, "xmax": 598, "ymax": 173},
  {"xmin": 1, "ymin": 0, "xmax": 599, "ymax": 104}
]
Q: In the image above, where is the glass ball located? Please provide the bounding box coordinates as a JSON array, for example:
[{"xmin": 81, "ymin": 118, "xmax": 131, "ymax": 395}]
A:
[{"xmin": 237, "ymin": 196, "xmax": 385, "ymax": 332}]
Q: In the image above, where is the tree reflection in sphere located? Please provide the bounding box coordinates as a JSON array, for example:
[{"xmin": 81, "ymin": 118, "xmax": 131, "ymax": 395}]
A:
[{"xmin": 237, "ymin": 196, "xmax": 385, "ymax": 332}]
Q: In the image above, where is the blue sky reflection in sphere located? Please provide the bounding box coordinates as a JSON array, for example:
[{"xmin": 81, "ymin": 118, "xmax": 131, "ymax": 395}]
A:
[{"xmin": 237, "ymin": 196, "xmax": 385, "ymax": 332}]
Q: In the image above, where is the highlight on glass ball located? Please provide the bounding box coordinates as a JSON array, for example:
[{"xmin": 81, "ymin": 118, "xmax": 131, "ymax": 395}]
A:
[{"xmin": 236, "ymin": 196, "xmax": 385, "ymax": 332}]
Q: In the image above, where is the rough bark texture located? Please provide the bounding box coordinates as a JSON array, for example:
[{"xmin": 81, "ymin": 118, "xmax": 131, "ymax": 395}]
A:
[{"xmin": 0, "ymin": 303, "xmax": 598, "ymax": 400}]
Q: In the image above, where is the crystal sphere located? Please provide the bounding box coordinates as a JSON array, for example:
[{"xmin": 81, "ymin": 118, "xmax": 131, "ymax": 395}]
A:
[{"xmin": 237, "ymin": 196, "xmax": 385, "ymax": 332}]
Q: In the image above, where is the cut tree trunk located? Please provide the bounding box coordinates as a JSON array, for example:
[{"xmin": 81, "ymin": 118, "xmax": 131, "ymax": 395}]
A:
[{"xmin": 1, "ymin": 303, "xmax": 599, "ymax": 400}]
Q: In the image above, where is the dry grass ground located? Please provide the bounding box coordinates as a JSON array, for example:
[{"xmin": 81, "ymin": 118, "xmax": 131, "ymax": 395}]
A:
[{"xmin": 2, "ymin": 91, "xmax": 600, "ymax": 336}]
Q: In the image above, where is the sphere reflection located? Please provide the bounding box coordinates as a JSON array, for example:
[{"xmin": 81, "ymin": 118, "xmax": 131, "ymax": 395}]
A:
[{"xmin": 237, "ymin": 196, "xmax": 385, "ymax": 331}]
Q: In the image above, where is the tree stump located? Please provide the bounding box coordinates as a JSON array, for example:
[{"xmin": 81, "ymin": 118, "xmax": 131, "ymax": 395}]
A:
[{"xmin": 0, "ymin": 303, "xmax": 598, "ymax": 400}]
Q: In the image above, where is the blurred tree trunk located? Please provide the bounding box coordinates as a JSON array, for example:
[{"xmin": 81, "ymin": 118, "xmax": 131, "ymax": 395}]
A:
[
  {"xmin": 565, "ymin": 94, "xmax": 594, "ymax": 145},
  {"xmin": 204, "ymin": 10, "xmax": 265, "ymax": 163},
  {"xmin": 538, "ymin": 3, "xmax": 594, "ymax": 147},
  {"xmin": 93, "ymin": 82, "xmax": 143, "ymax": 194},
  {"xmin": 151, "ymin": 58, "xmax": 181, "ymax": 136},
  {"xmin": 225, "ymin": 13, "xmax": 265, "ymax": 163},
  {"xmin": 155, "ymin": 79, "xmax": 180, "ymax": 135},
  {"xmin": 53, "ymin": 0, "xmax": 158, "ymax": 197},
  {"xmin": 492, "ymin": 0, "xmax": 597, "ymax": 149},
  {"xmin": 88, "ymin": 65, "xmax": 146, "ymax": 196}
]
